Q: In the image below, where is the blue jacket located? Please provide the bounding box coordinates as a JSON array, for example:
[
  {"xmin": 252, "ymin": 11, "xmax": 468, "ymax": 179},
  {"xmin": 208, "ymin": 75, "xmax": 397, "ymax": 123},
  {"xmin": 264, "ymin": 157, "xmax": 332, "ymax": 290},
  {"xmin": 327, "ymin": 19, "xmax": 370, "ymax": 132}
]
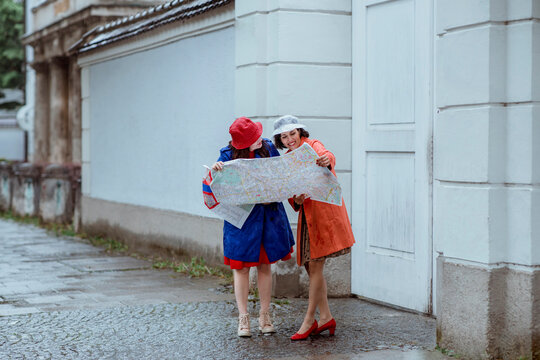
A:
[{"xmin": 218, "ymin": 139, "xmax": 295, "ymax": 262}]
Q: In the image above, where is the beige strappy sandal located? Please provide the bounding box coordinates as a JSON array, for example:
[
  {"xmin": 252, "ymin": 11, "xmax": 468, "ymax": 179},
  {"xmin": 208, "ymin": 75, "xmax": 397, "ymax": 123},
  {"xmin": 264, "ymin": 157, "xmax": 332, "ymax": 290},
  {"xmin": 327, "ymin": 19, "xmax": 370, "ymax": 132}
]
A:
[
  {"xmin": 237, "ymin": 313, "xmax": 251, "ymax": 337},
  {"xmin": 258, "ymin": 311, "xmax": 276, "ymax": 334}
]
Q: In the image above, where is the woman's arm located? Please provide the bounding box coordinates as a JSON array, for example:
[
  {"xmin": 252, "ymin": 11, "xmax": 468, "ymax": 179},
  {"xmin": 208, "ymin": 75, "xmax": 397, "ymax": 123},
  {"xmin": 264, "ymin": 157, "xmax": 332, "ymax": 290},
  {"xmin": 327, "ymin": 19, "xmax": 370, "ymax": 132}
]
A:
[
  {"xmin": 288, "ymin": 194, "xmax": 309, "ymax": 211},
  {"xmin": 212, "ymin": 161, "xmax": 224, "ymax": 171},
  {"xmin": 213, "ymin": 147, "xmax": 232, "ymax": 171},
  {"xmin": 310, "ymin": 139, "xmax": 336, "ymax": 170},
  {"xmin": 288, "ymin": 198, "xmax": 301, "ymax": 211}
]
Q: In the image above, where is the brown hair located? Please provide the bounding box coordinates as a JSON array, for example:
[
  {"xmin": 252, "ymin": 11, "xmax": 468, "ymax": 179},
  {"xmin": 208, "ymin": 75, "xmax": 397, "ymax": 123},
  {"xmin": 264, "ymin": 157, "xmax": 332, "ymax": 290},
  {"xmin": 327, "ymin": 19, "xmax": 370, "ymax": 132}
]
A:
[
  {"xmin": 273, "ymin": 128, "xmax": 310, "ymax": 150},
  {"xmin": 228, "ymin": 140, "xmax": 270, "ymax": 159}
]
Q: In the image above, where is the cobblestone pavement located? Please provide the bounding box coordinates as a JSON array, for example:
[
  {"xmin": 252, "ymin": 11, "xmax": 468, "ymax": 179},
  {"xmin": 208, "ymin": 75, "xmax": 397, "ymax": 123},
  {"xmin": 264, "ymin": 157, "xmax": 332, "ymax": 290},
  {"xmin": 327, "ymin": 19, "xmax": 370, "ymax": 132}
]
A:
[{"xmin": 0, "ymin": 219, "xmax": 448, "ymax": 359}]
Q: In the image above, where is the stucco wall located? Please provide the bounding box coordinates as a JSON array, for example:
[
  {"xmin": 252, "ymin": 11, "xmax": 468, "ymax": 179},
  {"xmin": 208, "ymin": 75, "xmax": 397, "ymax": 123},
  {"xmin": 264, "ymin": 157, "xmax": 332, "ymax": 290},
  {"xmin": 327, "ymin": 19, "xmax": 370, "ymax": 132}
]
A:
[
  {"xmin": 434, "ymin": 0, "xmax": 539, "ymax": 358},
  {"xmin": 84, "ymin": 26, "xmax": 234, "ymax": 218}
]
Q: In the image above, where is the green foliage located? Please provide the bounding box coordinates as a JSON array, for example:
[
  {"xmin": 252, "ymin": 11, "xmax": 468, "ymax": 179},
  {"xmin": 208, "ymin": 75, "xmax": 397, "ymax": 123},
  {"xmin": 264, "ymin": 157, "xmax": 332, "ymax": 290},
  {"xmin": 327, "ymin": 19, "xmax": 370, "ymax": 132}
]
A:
[
  {"xmin": 153, "ymin": 256, "xmax": 232, "ymax": 281},
  {"xmin": 272, "ymin": 298, "xmax": 290, "ymax": 305},
  {"xmin": 0, "ymin": 210, "xmax": 40, "ymax": 226},
  {"xmin": 435, "ymin": 345, "xmax": 461, "ymax": 358},
  {"xmin": 86, "ymin": 235, "xmax": 129, "ymax": 252},
  {"xmin": 248, "ymin": 287, "xmax": 259, "ymax": 300},
  {"xmin": 0, "ymin": 0, "xmax": 24, "ymax": 89}
]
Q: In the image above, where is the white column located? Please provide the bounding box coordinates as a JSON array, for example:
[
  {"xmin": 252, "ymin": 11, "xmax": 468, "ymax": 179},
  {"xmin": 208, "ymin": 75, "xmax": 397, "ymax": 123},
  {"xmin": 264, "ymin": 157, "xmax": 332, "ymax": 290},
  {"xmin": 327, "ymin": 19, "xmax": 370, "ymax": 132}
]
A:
[{"xmin": 234, "ymin": 0, "xmax": 353, "ymax": 296}]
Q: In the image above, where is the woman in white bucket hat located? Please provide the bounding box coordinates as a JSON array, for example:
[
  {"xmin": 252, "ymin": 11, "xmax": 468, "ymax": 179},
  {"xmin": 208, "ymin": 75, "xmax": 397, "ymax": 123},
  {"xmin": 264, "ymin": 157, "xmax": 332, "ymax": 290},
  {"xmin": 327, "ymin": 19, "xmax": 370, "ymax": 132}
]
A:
[{"xmin": 273, "ymin": 115, "xmax": 355, "ymax": 341}]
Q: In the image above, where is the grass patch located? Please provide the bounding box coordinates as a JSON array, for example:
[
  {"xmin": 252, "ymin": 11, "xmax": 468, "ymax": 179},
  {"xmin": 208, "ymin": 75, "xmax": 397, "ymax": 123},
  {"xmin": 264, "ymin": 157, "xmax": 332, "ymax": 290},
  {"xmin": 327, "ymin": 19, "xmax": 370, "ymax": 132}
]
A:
[
  {"xmin": 272, "ymin": 298, "xmax": 290, "ymax": 305},
  {"xmin": 435, "ymin": 345, "xmax": 461, "ymax": 358},
  {"xmin": 84, "ymin": 235, "xmax": 129, "ymax": 252},
  {"xmin": 248, "ymin": 287, "xmax": 259, "ymax": 302},
  {"xmin": 45, "ymin": 222, "xmax": 79, "ymax": 237},
  {"xmin": 0, "ymin": 210, "xmax": 40, "ymax": 226},
  {"xmin": 152, "ymin": 256, "xmax": 232, "ymax": 282}
]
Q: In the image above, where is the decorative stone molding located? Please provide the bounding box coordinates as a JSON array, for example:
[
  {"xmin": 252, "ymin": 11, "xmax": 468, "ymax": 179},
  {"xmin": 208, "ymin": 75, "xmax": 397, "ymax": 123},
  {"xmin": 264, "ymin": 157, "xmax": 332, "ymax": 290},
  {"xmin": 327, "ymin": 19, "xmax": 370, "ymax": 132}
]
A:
[
  {"xmin": 12, "ymin": 163, "xmax": 43, "ymax": 217},
  {"xmin": 39, "ymin": 163, "xmax": 80, "ymax": 223}
]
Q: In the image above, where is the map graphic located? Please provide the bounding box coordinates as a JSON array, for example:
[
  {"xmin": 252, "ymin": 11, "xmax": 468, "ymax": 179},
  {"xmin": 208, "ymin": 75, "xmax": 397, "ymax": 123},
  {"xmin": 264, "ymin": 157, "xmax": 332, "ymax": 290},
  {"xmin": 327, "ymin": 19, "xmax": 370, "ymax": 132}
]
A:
[{"xmin": 210, "ymin": 143, "xmax": 342, "ymax": 207}]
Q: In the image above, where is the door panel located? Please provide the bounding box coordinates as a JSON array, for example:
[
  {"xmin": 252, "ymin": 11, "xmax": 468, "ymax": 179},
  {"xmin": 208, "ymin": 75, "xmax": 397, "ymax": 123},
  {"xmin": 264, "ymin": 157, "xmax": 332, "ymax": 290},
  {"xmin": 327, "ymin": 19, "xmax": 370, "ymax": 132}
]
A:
[
  {"xmin": 351, "ymin": 0, "xmax": 433, "ymax": 313},
  {"xmin": 366, "ymin": 0, "xmax": 415, "ymax": 126},
  {"xmin": 366, "ymin": 152, "xmax": 415, "ymax": 255}
]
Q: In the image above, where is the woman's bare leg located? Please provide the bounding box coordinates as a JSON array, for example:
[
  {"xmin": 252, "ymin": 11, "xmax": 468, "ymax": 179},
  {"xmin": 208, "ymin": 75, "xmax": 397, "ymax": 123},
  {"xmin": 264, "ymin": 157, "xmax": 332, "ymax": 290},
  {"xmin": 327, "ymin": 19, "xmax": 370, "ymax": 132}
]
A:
[
  {"xmin": 234, "ymin": 268, "xmax": 250, "ymax": 314},
  {"xmin": 257, "ymin": 263, "xmax": 272, "ymax": 314},
  {"xmin": 317, "ymin": 269, "xmax": 333, "ymax": 326},
  {"xmin": 296, "ymin": 260, "xmax": 332, "ymax": 333}
]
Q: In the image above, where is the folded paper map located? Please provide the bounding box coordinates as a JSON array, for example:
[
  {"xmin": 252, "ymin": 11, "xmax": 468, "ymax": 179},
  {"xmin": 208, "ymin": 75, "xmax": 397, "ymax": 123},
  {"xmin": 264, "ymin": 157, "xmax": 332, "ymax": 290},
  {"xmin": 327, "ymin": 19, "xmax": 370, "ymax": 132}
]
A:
[{"xmin": 210, "ymin": 143, "xmax": 342, "ymax": 207}]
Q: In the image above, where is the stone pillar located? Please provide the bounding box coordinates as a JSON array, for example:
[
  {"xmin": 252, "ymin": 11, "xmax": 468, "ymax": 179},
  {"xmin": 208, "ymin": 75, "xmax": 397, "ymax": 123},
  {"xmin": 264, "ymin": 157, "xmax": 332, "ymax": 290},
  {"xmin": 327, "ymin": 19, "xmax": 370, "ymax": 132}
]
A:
[
  {"xmin": 33, "ymin": 62, "xmax": 50, "ymax": 163},
  {"xmin": 69, "ymin": 57, "xmax": 82, "ymax": 164},
  {"xmin": 434, "ymin": 1, "xmax": 539, "ymax": 359},
  {"xmin": 49, "ymin": 57, "xmax": 69, "ymax": 164},
  {"xmin": 39, "ymin": 163, "xmax": 80, "ymax": 224},
  {"xmin": 235, "ymin": 0, "xmax": 352, "ymax": 296}
]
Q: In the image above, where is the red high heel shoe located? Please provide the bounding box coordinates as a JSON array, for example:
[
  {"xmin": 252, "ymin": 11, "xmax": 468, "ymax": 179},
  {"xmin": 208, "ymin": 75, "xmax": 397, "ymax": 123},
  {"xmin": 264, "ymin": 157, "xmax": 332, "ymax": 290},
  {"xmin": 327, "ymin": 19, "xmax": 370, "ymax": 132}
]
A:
[
  {"xmin": 315, "ymin": 318, "xmax": 336, "ymax": 336},
  {"xmin": 290, "ymin": 320, "xmax": 318, "ymax": 341}
]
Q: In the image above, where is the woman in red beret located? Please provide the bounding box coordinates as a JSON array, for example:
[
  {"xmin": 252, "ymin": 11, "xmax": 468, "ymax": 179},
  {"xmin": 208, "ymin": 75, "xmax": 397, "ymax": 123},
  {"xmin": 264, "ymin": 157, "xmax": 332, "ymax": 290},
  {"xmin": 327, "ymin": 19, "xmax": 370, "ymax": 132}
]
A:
[
  {"xmin": 212, "ymin": 117, "xmax": 295, "ymax": 338},
  {"xmin": 272, "ymin": 115, "xmax": 355, "ymax": 341}
]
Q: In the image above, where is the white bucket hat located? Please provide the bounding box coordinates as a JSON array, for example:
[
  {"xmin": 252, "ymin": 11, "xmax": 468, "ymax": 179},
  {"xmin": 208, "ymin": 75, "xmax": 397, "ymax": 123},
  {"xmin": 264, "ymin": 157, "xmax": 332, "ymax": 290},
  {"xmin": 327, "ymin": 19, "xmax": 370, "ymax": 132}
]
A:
[{"xmin": 272, "ymin": 115, "xmax": 306, "ymax": 136}]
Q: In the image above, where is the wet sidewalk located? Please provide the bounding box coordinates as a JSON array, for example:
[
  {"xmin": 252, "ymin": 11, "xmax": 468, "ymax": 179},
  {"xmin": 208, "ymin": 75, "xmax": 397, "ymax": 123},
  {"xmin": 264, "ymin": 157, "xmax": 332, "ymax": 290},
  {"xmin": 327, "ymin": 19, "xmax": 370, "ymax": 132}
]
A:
[{"xmin": 0, "ymin": 219, "xmax": 449, "ymax": 359}]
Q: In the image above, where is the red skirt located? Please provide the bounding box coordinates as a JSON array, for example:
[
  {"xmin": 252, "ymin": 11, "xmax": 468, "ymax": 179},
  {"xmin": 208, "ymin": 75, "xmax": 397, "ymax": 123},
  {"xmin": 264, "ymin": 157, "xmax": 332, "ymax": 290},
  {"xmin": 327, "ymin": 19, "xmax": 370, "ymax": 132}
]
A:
[{"xmin": 224, "ymin": 245, "xmax": 293, "ymax": 270}]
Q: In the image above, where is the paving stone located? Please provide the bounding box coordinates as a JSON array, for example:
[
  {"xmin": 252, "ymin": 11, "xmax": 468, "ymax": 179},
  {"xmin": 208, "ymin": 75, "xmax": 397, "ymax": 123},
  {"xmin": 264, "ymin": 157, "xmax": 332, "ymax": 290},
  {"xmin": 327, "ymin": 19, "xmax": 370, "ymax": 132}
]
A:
[
  {"xmin": 60, "ymin": 257, "xmax": 151, "ymax": 272},
  {"xmin": 0, "ymin": 304, "xmax": 41, "ymax": 316},
  {"xmin": 25, "ymin": 295, "xmax": 72, "ymax": 304},
  {"xmin": 0, "ymin": 218, "xmax": 448, "ymax": 360}
]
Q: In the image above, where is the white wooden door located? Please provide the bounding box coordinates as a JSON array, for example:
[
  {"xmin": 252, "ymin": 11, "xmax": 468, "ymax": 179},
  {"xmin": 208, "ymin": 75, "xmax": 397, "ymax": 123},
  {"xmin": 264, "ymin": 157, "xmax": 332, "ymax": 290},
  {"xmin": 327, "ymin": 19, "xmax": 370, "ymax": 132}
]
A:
[{"xmin": 351, "ymin": 0, "xmax": 433, "ymax": 313}]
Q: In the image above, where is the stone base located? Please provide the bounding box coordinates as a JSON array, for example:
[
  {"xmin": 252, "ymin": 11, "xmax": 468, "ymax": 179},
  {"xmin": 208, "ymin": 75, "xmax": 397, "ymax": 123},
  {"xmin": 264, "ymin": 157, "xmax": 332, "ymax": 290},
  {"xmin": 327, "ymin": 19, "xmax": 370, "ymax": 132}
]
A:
[
  {"xmin": 11, "ymin": 163, "xmax": 42, "ymax": 217},
  {"xmin": 0, "ymin": 172, "xmax": 12, "ymax": 212},
  {"xmin": 39, "ymin": 163, "xmax": 80, "ymax": 224},
  {"xmin": 437, "ymin": 257, "xmax": 539, "ymax": 359},
  {"xmin": 81, "ymin": 196, "xmax": 224, "ymax": 263}
]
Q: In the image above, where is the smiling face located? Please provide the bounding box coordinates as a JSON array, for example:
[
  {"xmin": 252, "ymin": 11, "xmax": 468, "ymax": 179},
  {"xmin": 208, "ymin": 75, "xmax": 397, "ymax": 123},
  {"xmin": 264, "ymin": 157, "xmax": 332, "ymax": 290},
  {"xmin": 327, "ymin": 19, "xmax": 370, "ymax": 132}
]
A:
[
  {"xmin": 249, "ymin": 137, "xmax": 263, "ymax": 151},
  {"xmin": 280, "ymin": 129, "xmax": 302, "ymax": 150}
]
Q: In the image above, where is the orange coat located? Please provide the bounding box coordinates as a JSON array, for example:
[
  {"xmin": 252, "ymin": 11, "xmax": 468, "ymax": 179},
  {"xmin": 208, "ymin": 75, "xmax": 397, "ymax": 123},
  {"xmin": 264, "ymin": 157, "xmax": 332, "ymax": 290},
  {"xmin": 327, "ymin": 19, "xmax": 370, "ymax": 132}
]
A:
[{"xmin": 288, "ymin": 137, "xmax": 355, "ymax": 265}]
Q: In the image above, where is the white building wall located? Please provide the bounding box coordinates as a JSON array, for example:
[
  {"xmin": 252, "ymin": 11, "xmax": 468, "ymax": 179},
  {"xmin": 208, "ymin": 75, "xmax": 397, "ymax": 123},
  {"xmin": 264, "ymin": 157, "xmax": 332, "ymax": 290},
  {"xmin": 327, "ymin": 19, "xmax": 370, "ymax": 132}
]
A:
[{"xmin": 82, "ymin": 26, "xmax": 234, "ymax": 218}]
